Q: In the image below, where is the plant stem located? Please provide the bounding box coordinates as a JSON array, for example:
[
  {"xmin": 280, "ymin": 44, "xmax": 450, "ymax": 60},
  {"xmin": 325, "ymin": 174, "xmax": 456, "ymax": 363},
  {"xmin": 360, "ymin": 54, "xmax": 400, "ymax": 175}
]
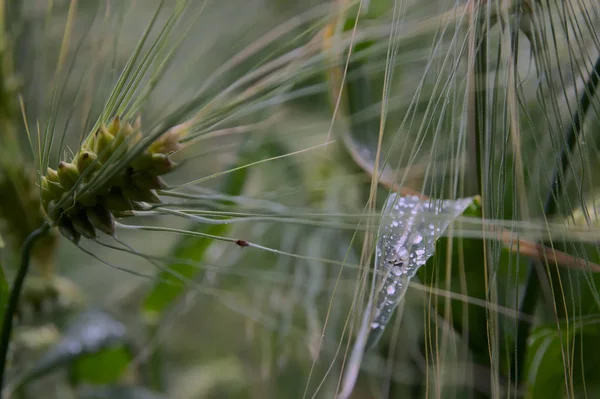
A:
[
  {"xmin": 0, "ymin": 222, "xmax": 50, "ymax": 389},
  {"xmin": 514, "ymin": 54, "xmax": 600, "ymax": 384}
]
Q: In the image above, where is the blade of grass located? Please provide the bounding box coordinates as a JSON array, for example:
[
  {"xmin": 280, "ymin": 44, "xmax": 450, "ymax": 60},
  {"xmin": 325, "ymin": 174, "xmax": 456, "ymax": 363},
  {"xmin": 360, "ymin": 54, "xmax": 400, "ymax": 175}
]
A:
[{"xmin": 0, "ymin": 222, "xmax": 50, "ymax": 390}]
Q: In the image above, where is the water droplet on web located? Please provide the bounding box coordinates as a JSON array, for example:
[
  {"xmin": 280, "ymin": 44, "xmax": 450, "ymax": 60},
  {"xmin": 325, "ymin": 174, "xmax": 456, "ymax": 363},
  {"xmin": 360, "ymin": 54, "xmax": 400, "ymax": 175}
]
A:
[
  {"xmin": 396, "ymin": 246, "xmax": 408, "ymax": 259},
  {"xmin": 365, "ymin": 193, "xmax": 475, "ymax": 348}
]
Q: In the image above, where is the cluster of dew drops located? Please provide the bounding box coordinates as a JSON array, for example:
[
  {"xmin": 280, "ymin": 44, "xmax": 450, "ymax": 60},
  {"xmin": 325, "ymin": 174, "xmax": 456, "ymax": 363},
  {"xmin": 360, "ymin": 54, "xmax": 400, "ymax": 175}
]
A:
[{"xmin": 370, "ymin": 194, "xmax": 473, "ymax": 332}]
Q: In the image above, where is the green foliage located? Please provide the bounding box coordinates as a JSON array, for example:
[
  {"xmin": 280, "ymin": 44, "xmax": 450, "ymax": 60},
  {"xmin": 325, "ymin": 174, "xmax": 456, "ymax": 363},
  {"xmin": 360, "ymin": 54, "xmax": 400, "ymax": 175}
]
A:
[
  {"xmin": 70, "ymin": 346, "xmax": 131, "ymax": 385},
  {"xmin": 524, "ymin": 323, "xmax": 600, "ymax": 398}
]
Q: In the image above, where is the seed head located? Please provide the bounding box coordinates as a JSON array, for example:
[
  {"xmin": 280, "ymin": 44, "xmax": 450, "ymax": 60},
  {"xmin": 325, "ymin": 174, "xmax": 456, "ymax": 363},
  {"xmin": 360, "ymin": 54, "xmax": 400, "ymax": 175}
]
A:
[
  {"xmin": 148, "ymin": 125, "xmax": 185, "ymax": 154},
  {"xmin": 42, "ymin": 116, "xmax": 183, "ymax": 240}
]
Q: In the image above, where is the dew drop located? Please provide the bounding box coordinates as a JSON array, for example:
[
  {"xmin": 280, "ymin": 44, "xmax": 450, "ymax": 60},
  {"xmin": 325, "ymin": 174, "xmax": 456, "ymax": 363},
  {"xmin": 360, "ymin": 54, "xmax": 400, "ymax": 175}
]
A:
[
  {"xmin": 386, "ymin": 285, "xmax": 396, "ymax": 295},
  {"xmin": 397, "ymin": 247, "xmax": 408, "ymax": 258}
]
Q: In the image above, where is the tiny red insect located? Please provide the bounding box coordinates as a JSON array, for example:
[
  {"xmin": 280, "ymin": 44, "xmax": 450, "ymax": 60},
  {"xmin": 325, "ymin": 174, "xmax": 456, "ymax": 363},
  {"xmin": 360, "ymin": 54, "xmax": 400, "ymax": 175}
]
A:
[{"xmin": 235, "ymin": 239, "xmax": 249, "ymax": 247}]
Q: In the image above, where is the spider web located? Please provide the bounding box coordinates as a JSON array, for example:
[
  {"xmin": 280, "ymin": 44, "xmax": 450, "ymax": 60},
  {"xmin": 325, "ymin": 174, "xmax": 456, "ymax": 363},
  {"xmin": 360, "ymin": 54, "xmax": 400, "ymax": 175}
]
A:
[{"xmin": 367, "ymin": 193, "xmax": 475, "ymax": 347}]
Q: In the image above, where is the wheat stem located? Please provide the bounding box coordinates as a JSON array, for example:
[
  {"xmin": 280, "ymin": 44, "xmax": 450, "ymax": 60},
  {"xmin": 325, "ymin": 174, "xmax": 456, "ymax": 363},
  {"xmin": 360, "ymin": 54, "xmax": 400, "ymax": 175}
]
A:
[{"xmin": 0, "ymin": 222, "xmax": 50, "ymax": 390}]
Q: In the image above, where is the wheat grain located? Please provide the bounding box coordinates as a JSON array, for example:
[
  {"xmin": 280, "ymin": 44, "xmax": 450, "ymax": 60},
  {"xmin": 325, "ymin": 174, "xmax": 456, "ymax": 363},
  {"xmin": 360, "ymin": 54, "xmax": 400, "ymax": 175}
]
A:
[{"xmin": 41, "ymin": 116, "xmax": 185, "ymax": 242}]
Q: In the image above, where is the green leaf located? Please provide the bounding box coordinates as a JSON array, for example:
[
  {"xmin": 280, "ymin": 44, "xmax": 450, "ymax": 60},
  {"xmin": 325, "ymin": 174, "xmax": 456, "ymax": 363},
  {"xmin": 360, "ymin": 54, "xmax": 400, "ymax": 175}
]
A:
[
  {"xmin": 524, "ymin": 322, "xmax": 600, "ymax": 398},
  {"xmin": 0, "ymin": 232, "xmax": 4, "ymax": 247},
  {"xmin": 70, "ymin": 346, "xmax": 131, "ymax": 385},
  {"xmin": 142, "ymin": 147, "xmax": 252, "ymax": 320},
  {"xmin": 524, "ymin": 328, "xmax": 565, "ymax": 399},
  {"xmin": 77, "ymin": 384, "xmax": 167, "ymax": 399},
  {"xmin": 11, "ymin": 309, "xmax": 128, "ymax": 390}
]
